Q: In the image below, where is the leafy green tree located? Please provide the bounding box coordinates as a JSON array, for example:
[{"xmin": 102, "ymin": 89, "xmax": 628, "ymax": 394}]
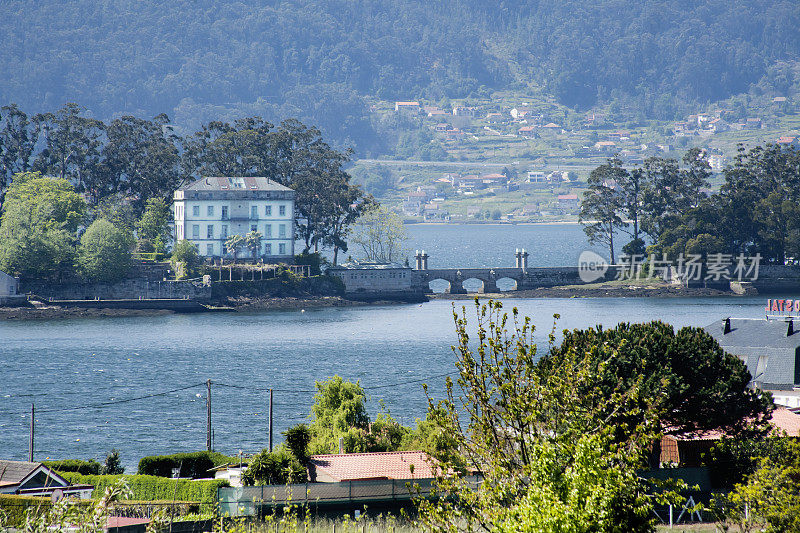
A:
[
  {"xmin": 543, "ymin": 321, "xmax": 773, "ymax": 441},
  {"xmin": 350, "ymin": 205, "xmax": 408, "ymax": 263},
  {"xmin": 0, "ymin": 172, "xmax": 86, "ymax": 280},
  {"xmin": 579, "ymin": 158, "xmax": 626, "ymax": 263},
  {"xmin": 171, "ymin": 239, "xmax": 202, "ymax": 278},
  {"xmin": 308, "ymin": 375, "xmax": 370, "ymax": 455},
  {"xmin": 136, "ymin": 198, "xmax": 171, "ymax": 252},
  {"xmin": 712, "ymin": 438, "xmax": 800, "ymax": 532},
  {"xmin": 76, "ymin": 219, "xmax": 135, "ymax": 283},
  {"xmin": 284, "ymin": 424, "xmax": 312, "ymax": 464},
  {"xmin": 225, "ymin": 234, "xmax": 245, "ymax": 261},
  {"xmin": 418, "ymin": 300, "xmax": 664, "ymax": 532},
  {"xmin": 241, "ymin": 446, "xmax": 306, "ymax": 486}
]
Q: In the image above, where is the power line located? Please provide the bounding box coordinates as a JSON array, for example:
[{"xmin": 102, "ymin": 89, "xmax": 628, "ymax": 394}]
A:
[{"xmin": 214, "ymin": 371, "xmax": 458, "ymax": 393}]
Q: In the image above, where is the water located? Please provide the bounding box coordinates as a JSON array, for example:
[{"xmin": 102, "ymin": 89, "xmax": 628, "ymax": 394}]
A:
[{"xmin": 0, "ymin": 224, "xmax": 763, "ymax": 471}]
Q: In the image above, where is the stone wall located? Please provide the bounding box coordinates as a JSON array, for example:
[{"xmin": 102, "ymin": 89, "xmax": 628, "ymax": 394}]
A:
[{"xmin": 21, "ymin": 279, "xmax": 211, "ymax": 301}]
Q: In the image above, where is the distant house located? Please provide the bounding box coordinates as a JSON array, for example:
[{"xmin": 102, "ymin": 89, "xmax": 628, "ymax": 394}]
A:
[
  {"xmin": 745, "ymin": 117, "xmax": 763, "ymax": 129},
  {"xmin": 394, "ymin": 101, "xmax": 420, "ymax": 113},
  {"xmin": 308, "ymin": 451, "xmax": 437, "ymax": 483},
  {"xmin": 777, "ymin": 136, "xmax": 799, "ymax": 147},
  {"xmin": 708, "ymin": 118, "xmax": 729, "ymax": 133},
  {"xmin": 773, "ymin": 96, "xmax": 788, "ymax": 103},
  {"xmin": 0, "ymin": 270, "xmax": 19, "ymax": 297},
  {"xmin": 434, "ymin": 122, "xmax": 449, "ymax": 132},
  {"xmin": 557, "ymin": 194, "xmax": 579, "ymax": 211},
  {"xmin": 595, "ymin": 140, "xmax": 617, "ymax": 152},
  {"xmin": 485, "ymin": 112, "xmax": 504, "ymax": 123},
  {"xmin": 452, "ymin": 106, "xmax": 476, "ymax": 117},
  {"xmin": 527, "ymin": 171, "xmax": 546, "ymax": 183},
  {"xmin": 510, "ymin": 106, "xmax": 534, "ymax": 120},
  {"xmin": 518, "ymin": 125, "xmax": 538, "ymax": 138},
  {"xmin": 0, "ymin": 460, "xmax": 93, "ymax": 499},
  {"xmin": 541, "ymin": 123, "xmax": 561, "ymax": 133},
  {"xmin": 707, "ymin": 154, "xmax": 726, "ymax": 171}
]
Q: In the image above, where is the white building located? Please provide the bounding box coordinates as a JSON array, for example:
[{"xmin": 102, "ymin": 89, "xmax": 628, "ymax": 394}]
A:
[
  {"xmin": 174, "ymin": 176, "xmax": 295, "ymax": 260},
  {"xmin": 0, "ymin": 270, "xmax": 18, "ymax": 297}
]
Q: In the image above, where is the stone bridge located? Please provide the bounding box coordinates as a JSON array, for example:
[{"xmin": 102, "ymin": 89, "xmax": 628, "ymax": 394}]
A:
[{"xmin": 412, "ymin": 250, "xmax": 618, "ymax": 294}]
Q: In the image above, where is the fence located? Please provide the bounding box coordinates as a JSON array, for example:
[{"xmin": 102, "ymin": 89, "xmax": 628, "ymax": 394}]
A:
[{"xmin": 218, "ymin": 478, "xmax": 437, "ymax": 517}]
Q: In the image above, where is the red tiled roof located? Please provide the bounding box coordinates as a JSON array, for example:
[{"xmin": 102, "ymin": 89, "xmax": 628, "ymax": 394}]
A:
[
  {"xmin": 309, "ymin": 451, "xmax": 437, "ymax": 482},
  {"xmin": 558, "ymin": 194, "xmax": 578, "ymax": 200},
  {"xmin": 107, "ymin": 517, "xmax": 151, "ymax": 527},
  {"xmin": 668, "ymin": 407, "xmax": 800, "ymax": 441}
]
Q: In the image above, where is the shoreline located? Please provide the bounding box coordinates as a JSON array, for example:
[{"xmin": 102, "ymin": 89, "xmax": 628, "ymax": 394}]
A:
[{"xmin": 0, "ymin": 285, "xmax": 742, "ymax": 320}]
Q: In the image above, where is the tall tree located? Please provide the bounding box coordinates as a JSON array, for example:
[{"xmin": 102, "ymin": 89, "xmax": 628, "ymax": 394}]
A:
[
  {"xmin": 350, "ymin": 205, "xmax": 408, "ymax": 263},
  {"xmin": 579, "ymin": 158, "xmax": 626, "ymax": 263},
  {"xmin": 0, "ymin": 104, "xmax": 36, "ymax": 195}
]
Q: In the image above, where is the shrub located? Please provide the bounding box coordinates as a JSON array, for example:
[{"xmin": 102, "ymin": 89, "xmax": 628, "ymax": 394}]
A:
[
  {"xmin": 137, "ymin": 451, "xmax": 235, "ymax": 479},
  {"xmin": 76, "ymin": 218, "xmax": 135, "ymax": 282},
  {"xmin": 59, "ymin": 473, "xmax": 228, "ymax": 514},
  {"xmin": 43, "ymin": 459, "xmax": 101, "ymax": 475}
]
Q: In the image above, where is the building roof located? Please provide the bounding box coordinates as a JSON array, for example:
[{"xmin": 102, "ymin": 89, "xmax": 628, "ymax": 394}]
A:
[
  {"xmin": 178, "ymin": 176, "xmax": 293, "ymax": 192},
  {"xmin": 705, "ymin": 317, "xmax": 800, "ymax": 388},
  {"xmin": 0, "ymin": 460, "xmax": 39, "ymax": 484},
  {"xmin": 328, "ymin": 261, "xmax": 409, "ymax": 271},
  {"xmin": 558, "ymin": 194, "xmax": 579, "ymax": 200},
  {"xmin": 308, "ymin": 451, "xmax": 437, "ymax": 482},
  {"xmin": 667, "ymin": 407, "xmax": 800, "ymax": 441}
]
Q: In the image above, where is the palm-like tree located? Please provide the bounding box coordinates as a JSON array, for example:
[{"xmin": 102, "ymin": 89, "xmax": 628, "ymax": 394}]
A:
[
  {"xmin": 225, "ymin": 234, "xmax": 245, "ymax": 261},
  {"xmin": 245, "ymin": 230, "xmax": 263, "ymax": 260}
]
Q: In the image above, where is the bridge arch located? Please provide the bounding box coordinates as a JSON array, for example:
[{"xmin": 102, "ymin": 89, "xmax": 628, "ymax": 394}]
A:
[{"xmin": 495, "ymin": 277, "xmax": 518, "ymax": 292}]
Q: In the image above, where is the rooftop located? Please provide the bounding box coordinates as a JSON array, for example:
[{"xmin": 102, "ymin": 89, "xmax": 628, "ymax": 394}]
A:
[
  {"xmin": 309, "ymin": 451, "xmax": 437, "ymax": 482},
  {"xmin": 179, "ymin": 176, "xmax": 293, "ymax": 192},
  {"xmin": 0, "ymin": 460, "xmax": 40, "ymax": 484}
]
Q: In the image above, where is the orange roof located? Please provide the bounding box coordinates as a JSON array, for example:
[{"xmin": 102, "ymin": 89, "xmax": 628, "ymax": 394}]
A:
[
  {"xmin": 309, "ymin": 451, "xmax": 438, "ymax": 482},
  {"xmin": 558, "ymin": 194, "xmax": 578, "ymax": 200},
  {"xmin": 669, "ymin": 407, "xmax": 800, "ymax": 441},
  {"xmin": 777, "ymin": 136, "xmax": 797, "ymax": 144}
]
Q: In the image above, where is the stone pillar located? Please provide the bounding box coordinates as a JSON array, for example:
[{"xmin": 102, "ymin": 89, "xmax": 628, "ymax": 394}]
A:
[
  {"xmin": 421, "ymin": 250, "xmax": 429, "ymax": 270},
  {"xmin": 520, "ymin": 249, "xmax": 529, "ymax": 269},
  {"xmin": 448, "ymin": 281, "xmax": 468, "ymax": 294},
  {"xmin": 483, "ymin": 280, "xmax": 499, "ymax": 293},
  {"xmin": 515, "ymin": 249, "xmax": 521, "ymax": 268},
  {"xmin": 415, "ymin": 250, "xmax": 423, "ymax": 270}
]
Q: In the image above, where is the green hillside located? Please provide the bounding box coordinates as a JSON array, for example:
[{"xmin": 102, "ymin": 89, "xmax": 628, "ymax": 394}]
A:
[{"xmin": 1, "ymin": 0, "xmax": 799, "ymax": 153}]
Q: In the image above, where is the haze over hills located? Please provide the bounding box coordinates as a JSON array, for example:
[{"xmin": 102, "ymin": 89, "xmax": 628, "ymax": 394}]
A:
[{"xmin": 2, "ymin": 0, "xmax": 799, "ymax": 153}]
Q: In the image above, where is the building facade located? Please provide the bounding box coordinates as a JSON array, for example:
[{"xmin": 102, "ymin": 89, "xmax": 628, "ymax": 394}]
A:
[{"xmin": 174, "ymin": 177, "xmax": 295, "ymax": 260}]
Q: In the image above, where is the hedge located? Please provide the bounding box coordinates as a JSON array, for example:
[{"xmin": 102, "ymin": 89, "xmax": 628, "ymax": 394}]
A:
[
  {"xmin": 43, "ymin": 458, "xmax": 102, "ymax": 475},
  {"xmin": 137, "ymin": 451, "xmax": 236, "ymax": 479},
  {"xmin": 60, "ymin": 473, "xmax": 228, "ymax": 514},
  {"xmin": 0, "ymin": 495, "xmax": 92, "ymax": 528}
]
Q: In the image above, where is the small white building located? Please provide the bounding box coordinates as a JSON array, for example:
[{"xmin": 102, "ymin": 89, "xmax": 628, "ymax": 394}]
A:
[
  {"xmin": 0, "ymin": 270, "xmax": 18, "ymax": 297},
  {"xmin": 327, "ymin": 262, "xmax": 417, "ymax": 293},
  {"xmin": 173, "ymin": 177, "xmax": 295, "ymax": 260}
]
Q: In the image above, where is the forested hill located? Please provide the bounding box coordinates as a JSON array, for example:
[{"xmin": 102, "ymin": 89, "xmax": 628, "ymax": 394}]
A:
[{"xmin": 2, "ymin": 0, "xmax": 799, "ymax": 151}]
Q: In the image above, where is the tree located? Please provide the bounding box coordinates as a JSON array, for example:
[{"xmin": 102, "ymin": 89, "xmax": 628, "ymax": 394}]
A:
[
  {"xmin": 245, "ymin": 230, "xmax": 263, "ymax": 259},
  {"xmin": 0, "ymin": 104, "xmax": 36, "ymax": 195},
  {"xmin": 712, "ymin": 438, "xmax": 800, "ymax": 532},
  {"xmin": 171, "ymin": 239, "xmax": 202, "ymax": 278},
  {"xmin": 284, "ymin": 424, "xmax": 312, "ymax": 464},
  {"xmin": 225, "ymin": 234, "xmax": 245, "ymax": 261},
  {"xmin": 543, "ymin": 321, "xmax": 773, "ymax": 441},
  {"xmin": 308, "ymin": 375, "xmax": 370, "ymax": 455},
  {"xmin": 241, "ymin": 446, "xmax": 306, "ymax": 486},
  {"xmin": 102, "ymin": 448, "xmax": 124, "ymax": 475},
  {"xmin": 136, "ymin": 198, "xmax": 171, "ymax": 253},
  {"xmin": 418, "ymin": 300, "xmax": 663, "ymax": 532},
  {"xmin": 579, "ymin": 158, "xmax": 626, "ymax": 263},
  {"xmin": 76, "ymin": 219, "xmax": 135, "ymax": 283},
  {"xmin": 0, "ymin": 172, "xmax": 86, "ymax": 280},
  {"xmin": 350, "ymin": 205, "xmax": 408, "ymax": 263}
]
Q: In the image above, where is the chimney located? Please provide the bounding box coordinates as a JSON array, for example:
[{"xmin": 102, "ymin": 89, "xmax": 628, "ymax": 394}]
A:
[
  {"xmin": 338, "ymin": 437, "xmax": 344, "ymax": 454},
  {"xmin": 724, "ymin": 317, "xmax": 732, "ymax": 334}
]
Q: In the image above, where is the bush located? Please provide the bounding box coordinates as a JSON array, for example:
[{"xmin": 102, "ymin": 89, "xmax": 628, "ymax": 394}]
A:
[
  {"xmin": 241, "ymin": 447, "xmax": 306, "ymax": 486},
  {"xmin": 137, "ymin": 451, "xmax": 235, "ymax": 479},
  {"xmin": 43, "ymin": 459, "xmax": 101, "ymax": 475},
  {"xmin": 59, "ymin": 473, "xmax": 228, "ymax": 514},
  {"xmin": 171, "ymin": 239, "xmax": 202, "ymax": 279},
  {"xmin": 294, "ymin": 251, "xmax": 326, "ymax": 276},
  {"xmin": 0, "ymin": 495, "xmax": 53, "ymax": 527},
  {"xmin": 76, "ymin": 219, "xmax": 135, "ymax": 282}
]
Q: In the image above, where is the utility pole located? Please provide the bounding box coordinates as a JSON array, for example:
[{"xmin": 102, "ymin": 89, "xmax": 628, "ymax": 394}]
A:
[
  {"xmin": 206, "ymin": 380, "xmax": 212, "ymax": 451},
  {"xmin": 28, "ymin": 404, "xmax": 34, "ymax": 462},
  {"xmin": 268, "ymin": 388, "xmax": 273, "ymax": 453}
]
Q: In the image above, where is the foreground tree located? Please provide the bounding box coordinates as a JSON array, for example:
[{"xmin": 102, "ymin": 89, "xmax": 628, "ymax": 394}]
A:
[
  {"xmin": 418, "ymin": 300, "xmax": 666, "ymax": 532},
  {"xmin": 350, "ymin": 205, "xmax": 408, "ymax": 263},
  {"xmin": 0, "ymin": 172, "xmax": 85, "ymax": 280},
  {"xmin": 76, "ymin": 219, "xmax": 135, "ymax": 283},
  {"xmin": 543, "ymin": 321, "xmax": 773, "ymax": 440}
]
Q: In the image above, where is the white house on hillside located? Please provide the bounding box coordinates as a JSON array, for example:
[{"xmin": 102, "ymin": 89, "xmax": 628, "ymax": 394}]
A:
[{"xmin": 174, "ymin": 176, "xmax": 295, "ymax": 260}]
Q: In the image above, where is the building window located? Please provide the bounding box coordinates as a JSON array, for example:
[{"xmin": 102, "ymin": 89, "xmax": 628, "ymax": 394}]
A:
[
  {"xmin": 279, "ymin": 205, "xmax": 286, "ymax": 216},
  {"xmin": 251, "ymin": 224, "xmax": 257, "ymax": 232},
  {"xmin": 265, "ymin": 224, "xmax": 272, "ymax": 238},
  {"xmin": 206, "ymin": 244, "xmax": 214, "ymax": 256},
  {"xmin": 251, "ymin": 205, "xmax": 258, "ymax": 219},
  {"xmin": 265, "ymin": 243, "xmax": 272, "ymax": 255},
  {"xmin": 222, "ymin": 206, "xmax": 228, "ymax": 220},
  {"xmin": 192, "ymin": 205, "xmax": 200, "ymax": 217},
  {"xmin": 192, "ymin": 225, "xmax": 199, "ymax": 239},
  {"xmin": 207, "ymin": 225, "xmax": 214, "ymax": 239},
  {"xmin": 221, "ymin": 225, "xmax": 228, "ymax": 239},
  {"xmin": 207, "ymin": 205, "xmax": 214, "ymax": 217},
  {"xmin": 279, "ymin": 243, "xmax": 286, "ymax": 255},
  {"xmin": 265, "ymin": 205, "xmax": 272, "ymax": 216},
  {"xmin": 279, "ymin": 224, "xmax": 286, "ymax": 238}
]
